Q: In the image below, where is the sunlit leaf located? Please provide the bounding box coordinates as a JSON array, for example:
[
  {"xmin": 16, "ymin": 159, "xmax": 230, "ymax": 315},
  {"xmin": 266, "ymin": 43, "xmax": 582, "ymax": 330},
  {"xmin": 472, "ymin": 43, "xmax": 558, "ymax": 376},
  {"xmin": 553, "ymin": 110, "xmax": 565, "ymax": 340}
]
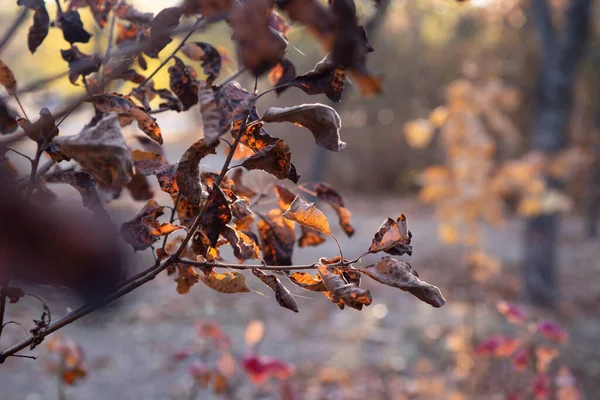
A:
[
  {"xmin": 287, "ymin": 54, "xmax": 345, "ymax": 102},
  {"xmin": 120, "ymin": 199, "xmax": 164, "ymax": 250},
  {"xmin": 262, "ymin": 104, "xmax": 345, "ymax": 152},
  {"xmin": 283, "ymin": 195, "xmax": 331, "ymax": 235},
  {"xmin": 200, "ymin": 271, "xmax": 251, "ymax": 293},
  {"xmin": 176, "ymin": 265, "xmax": 200, "ymax": 294},
  {"xmin": 298, "ymin": 226, "xmax": 327, "ymax": 247},
  {"xmin": 268, "ymin": 58, "xmax": 296, "ymax": 94},
  {"xmin": 221, "ymin": 225, "xmax": 260, "ymax": 260},
  {"xmin": 360, "ymin": 257, "xmax": 446, "ymax": 307},
  {"xmin": 241, "ymin": 139, "xmax": 300, "ymax": 183},
  {"xmin": 311, "ymin": 182, "xmax": 354, "ymax": 236},
  {"xmin": 287, "ymin": 272, "xmax": 325, "ymax": 292},
  {"xmin": 317, "ymin": 263, "xmax": 372, "ymax": 310},
  {"xmin": 252, "ymin": 268, "xmax": 299, "ymax": 312}
]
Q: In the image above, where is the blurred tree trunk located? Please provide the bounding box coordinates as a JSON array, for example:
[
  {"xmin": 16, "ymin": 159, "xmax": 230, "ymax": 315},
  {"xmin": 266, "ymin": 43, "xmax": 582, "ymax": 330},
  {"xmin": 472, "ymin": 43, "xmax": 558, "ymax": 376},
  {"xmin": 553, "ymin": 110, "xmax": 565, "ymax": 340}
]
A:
[{"xmin": 525, "ymin": 0, "xmax": 592, "ymax": 307}]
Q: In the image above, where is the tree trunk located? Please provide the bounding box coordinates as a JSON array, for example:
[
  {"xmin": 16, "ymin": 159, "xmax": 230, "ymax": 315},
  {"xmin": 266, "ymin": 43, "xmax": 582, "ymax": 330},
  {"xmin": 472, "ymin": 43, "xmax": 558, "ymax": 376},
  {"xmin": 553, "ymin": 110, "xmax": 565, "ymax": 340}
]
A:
[{"xmin": 525, "ymin": 0, "xmax": 591, "ymax": 307}]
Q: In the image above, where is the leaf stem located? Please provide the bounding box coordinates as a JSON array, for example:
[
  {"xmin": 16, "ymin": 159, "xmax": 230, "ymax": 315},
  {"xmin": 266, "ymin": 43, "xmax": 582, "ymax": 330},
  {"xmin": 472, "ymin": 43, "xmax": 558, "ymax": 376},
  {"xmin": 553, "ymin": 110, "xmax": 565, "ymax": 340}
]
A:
[
  {"xmin": 178, "ymin": 260, "xmax": 319, "ymax": 271},
  {"xmin": 13, "ymin": 94, "xmax": 28, "ymax": 120},
  {"xmin": 99, "ymin": 13, "xmax": 117, "ymax": 92},
  {"xmin": 27, "ymin": 141, "xmax": 46, "ymax": 196}
]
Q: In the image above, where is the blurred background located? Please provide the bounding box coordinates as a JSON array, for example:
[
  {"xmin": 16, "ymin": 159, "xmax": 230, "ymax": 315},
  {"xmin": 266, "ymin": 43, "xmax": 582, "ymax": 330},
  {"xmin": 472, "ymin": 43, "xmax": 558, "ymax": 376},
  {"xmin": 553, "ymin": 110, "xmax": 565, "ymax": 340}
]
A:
[{"xmin": 0, "ymin": 0, "xmax": 599, "ymax": 398}]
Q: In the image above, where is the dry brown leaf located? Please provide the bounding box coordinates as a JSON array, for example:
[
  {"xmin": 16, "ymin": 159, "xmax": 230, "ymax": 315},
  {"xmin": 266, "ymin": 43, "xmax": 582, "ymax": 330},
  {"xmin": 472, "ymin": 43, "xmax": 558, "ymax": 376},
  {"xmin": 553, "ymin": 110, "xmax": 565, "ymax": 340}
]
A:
[
  {"xmin": 298, "ymin": 226, "xmax": 327, "ymax": 247},
  {"xmin": 175, "ymin": 138, "xmax": 217, "ymax": 205},
  {"xmin": 252, "ymin": 268, "xmax": 299, "ymax": 312},
  {"xmin": 360, "ymin": 257, "xmax": 445, "ymax": 308},
  {"xmin": 200, "ymin": 271, "xmax": 251, "ymax": 294},
  {"xmin": 53, "ymin": 113, "xmax": 133, "ymax": 188},
  {"xmin": 317, "ymin": 264, "xmax": 372, "ymax": 310},
  {"xmin": 17, "ymin": 107, "xmax": 57, "ymax": 142},
  {"xmin": 181, "ymin": 42, "xmax": 222, "ymax": 83},
  {"xmin": 262, "ymin": 104, "xmax": 345, "ymax": 152},
  {"xmin": 257, "ymin": 209, "xmax": 295, "ymax": 265},
  {"xmin": 312, "ymin": 182, "xmax": 355, "ymax": 236},
  {"xmin": 131, "ymin": 149, "xmax": 167, "ymax": 175},
  {"xmin": 221, "ymin": 225, "xmax": 260, "ymax": 260},
  {"xmin": 176, "ymin": 265, "xmax": 200, "ymax": 294},
  {"xmin": 0, "ymin": 59, "xmax": 17, "ymax": 94},
  {"xmin": 283, "ymin": 195, "xmax": 331, "ymax": 235},
  {"xmin": 369, "ymin": 214, "xmax": 412, "ymax": 256},
  {"xmin": 287, "ymin": 272, "xmax": 325, "ymax": 292}
]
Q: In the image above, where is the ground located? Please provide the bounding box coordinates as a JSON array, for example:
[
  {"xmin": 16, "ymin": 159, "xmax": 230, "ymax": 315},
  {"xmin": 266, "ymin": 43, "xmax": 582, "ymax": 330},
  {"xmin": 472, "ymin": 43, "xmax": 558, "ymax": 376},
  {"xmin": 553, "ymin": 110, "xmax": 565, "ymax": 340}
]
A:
[{"xmin": 0, "ymin": 190, "xmax": 598, "ymax": 400}]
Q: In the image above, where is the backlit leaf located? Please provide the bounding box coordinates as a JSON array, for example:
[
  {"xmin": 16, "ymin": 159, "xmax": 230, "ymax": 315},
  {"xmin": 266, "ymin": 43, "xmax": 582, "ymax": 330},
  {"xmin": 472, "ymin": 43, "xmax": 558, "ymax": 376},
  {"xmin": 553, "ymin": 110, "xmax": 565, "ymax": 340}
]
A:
[
  {"xmin": 241, "ymin": 139, "xmax": 300, "ymax": 183},
  {"xmin": 252, "ymin": 268, "xmax": 298, "ymax": 312},
  {"xmin": 201, "ymin": 185, "xmax": 232, "ymax": 246},
  {"xmin": 273, "ymin": 185, "xmax": 296, "ymax": 210},
  {"xmin": 287, "ymin": 272, "xmax": 325, "ymax": 292},
  {"xmin": 169, "ymin": 56, "xmax": 199, "ymax": 111},
  {"xmin": 181, "ymin": 42, "xmax": 222, "ymax": 84},
  {"xmin": 298, "ymin": 226, "xmax": 327, "ymax": 247},
  {"xmin": 257, "ymin": 209, "xmax": 294, "ymax": 265},
  {"xmin": 176, "ymin": 265, "xmax": 200, "ymax": 294},
  {"xmin": 317, "ymin": 263, "xmax": 372, "ymax": 310},
  {"xmin": 200, "ymin": 271, "xmax": 251, "ymax": 294},
  {"xmin": 287, "ymin": 54, "xmax": 345, "ymax": 102},
  {"xmin": 221, "ymin": 225, "xmax": 260, "ymax": 260},
  {"xmin": 53, "ymin": 113, "xmax": 133, "ymax": 188},
  {"xmin": 86, "ymin": 93, "xmax": 162, "ymax": 144},
  {"xmin": 175, "ymin": 138, "xmax": 217, "ymax": 205},
  {"xmin": 311, "ymin": 182, "xmax": 354, "ymax": 236},
  {"xmin": 262, "ymin": 104, "xmax": 345, "ymax": 152},
  {"xmin": 360, "ymin": 257, "xmax": 446, "ymax": 307},
  {"xmin": 120, "ymin": 199, "xmax": 164, "ymax": 250},
  {"xmin": 268, "ymin": 58, "xmax": 296, "ymax": 94},
  {"xmin": 0, "ymin": 59, "xmax": 17, "ymax": 94},
  {"xmin": 283, "ymin": 195, "xmax": 331, "ymax": 235}
]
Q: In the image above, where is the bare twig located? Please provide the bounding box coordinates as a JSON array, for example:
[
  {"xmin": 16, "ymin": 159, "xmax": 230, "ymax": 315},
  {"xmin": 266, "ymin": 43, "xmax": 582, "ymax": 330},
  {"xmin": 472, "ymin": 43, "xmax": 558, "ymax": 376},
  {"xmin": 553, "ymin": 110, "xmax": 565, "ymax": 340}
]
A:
[
  {"xmin": 27, "ymin": 141, "xmax": 46, "ymax": 196},
  {"xmin": 99, "ymin": 13, "xmax": 117, "ymax": 92},
  {"xmin": 178, "ymin": 260, "xmax": 318, "ymax": 271}
]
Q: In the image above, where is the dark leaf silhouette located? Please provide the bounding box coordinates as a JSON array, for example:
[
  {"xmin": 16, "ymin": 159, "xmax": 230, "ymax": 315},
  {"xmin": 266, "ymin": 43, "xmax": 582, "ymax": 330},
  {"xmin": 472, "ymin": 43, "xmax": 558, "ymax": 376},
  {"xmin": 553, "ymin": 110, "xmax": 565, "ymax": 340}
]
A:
[
  {"xmin": 17, "ymin": 107, "xmax": 57, "ymax": 142},
  {"xmin": 61, "ymin": 46, "xmax": 102, "ymax": 85},
  {"xmin": 17, "ymin": 0, "xmax": 45, "ymax": 9},
  {"xmin": 169, "ymin": 56, "xmax": 199, "ymax": 111},
  {"xmin": 262, "ymin": 104, "xmax": 345, "ymax": 152},
  {"xmin": 59, "ymin": 10, "xmax": 92, "ymax": 44},
  {"xmin": 276, "ymin": 0, "xmax": 334, "ymax": 39},
  {"xmin": 268, "ymin": 58, "xmax": 296, "ymax": 94},
  {"xmin": 201, "ymin": 185, "xmax": 232, "ymax": 246},
  {"xmin": 53, "ymin": 113, "xmax": 133, "ymax": 188},
  {"xmin": 145, "ymin": 7, "xmax": 182, "ymax": 58},
  {"xmin": 120, "ymin": 199, "xmax": 165, "ymax": 250},
  {"xmin": 44, "ymin": 170, "xmax": 107, "ymax": 216},
  {"xmin": 257, "ymin": 209, "xmax": 295, "ymax": 265},
  {"xmin": 287, "ymin": 54, "xmax": 345, "ymax": 102},
  {"xmin": 360, "ymin": 257, "xmax": 446, "ymax": 308},
  {"xmin": 369, "ymin": 214, "xmax": 413, "ymax": 256},
  {"xmin": 252, "ymin": 268, "xmax": 298, "ymax": 312},
  {"xmin": 86, "ymin": 93, "xmax": 162, "ymax": 144},
  {"xmin": 175, "ymin": 139, "xmax": 217, "ymax": 205},
  {"xmin": 28, "ymin": 5, "xmax": 50, "ymax": 54},
  {"xmin": 181, "ymin": 42, "xmax": 222, "ymax": 84},
  {"xmin": 127, "ymin": 173, "xmax": 154, "ymax": 201},
  {"xmin": 230, "ymin": 0, "xmax": 287, "ymax": 76},
  {"xmin": 241, "ymin": 139, "xmax": 300, "ymax": 183},
  {"xmin": 0, "ymin": 99, "xmax": 18, "ymax": 134}
]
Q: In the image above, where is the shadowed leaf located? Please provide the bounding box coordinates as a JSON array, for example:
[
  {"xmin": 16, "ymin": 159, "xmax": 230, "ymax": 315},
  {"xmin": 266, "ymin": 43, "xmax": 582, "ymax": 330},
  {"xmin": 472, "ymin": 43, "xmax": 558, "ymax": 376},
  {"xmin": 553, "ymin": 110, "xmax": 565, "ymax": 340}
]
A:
[
  {"xmin": 200, "ymin": 271, "xmax": 251, "ymax": 294},
  {"xmin": 127, "ymin": 173, "xmax": 154, "ymax": 200},
  {"xmin": 17, "ymin": 107, "xmax": 57, "ymax": 142},
  {"xmin": 183, "ymin": 0, "xmax": 232, "ymax": 18},
  {"xmin": 175, "ymin": 139, "xmax": 217, "ymax": 205},
  {"xmin": 145, "ymin": 7, "xmax": 182, "ymax": 58},
  {"xmin": 45, "ymin": 171, "xmax": 106, "ymax": 215},
  {"xmin": 257, "ymin": 209, "xmax": 294, "ymax": 265},
  {"xmin": 120, "ymin": 199, "xmax": 164, "ymax": 250},
  {"xmin": 298, "ymin": 226, "xmax": 326, "ymax": 247},
  {"xmin": 202, "ymin": 185, "xmax": 232, "ymax": 246},
  {"xmin": 221, "ymin": 226, "xmax": 260, "ymax": 260},
  {"xmin": 28, "ymin": 5, "xmax": 50, "ymax": 53},
  {"xmin": 317, "ymin": 263, "xmax": 372, "ymax": 310},
  {"xmin": 58, "ymin": 10, "xmax": 92, "ymax": 44},
  {"xmin": 113, "ymin": 1, "xmax": 153, "ymax": 24},
  {"xmin": 262, "ymin": 104, "xmax": 345, "ymax": 152},
  {"xmin": 241, "ymin": 139, "xmax": 300, "ymax": 183},
  {"xmin": 283, "ymin": 195, "xmax": 331, "ymax": 235},
  {"xmin": 252, "ymin": 268, "xmax": 298, "ymax": 312},
  {"xmin": 360, "ymin": 257, "xmax": 446, "ymax": 308},
  {"xmin": 53, "ymin": 113, "xmax": 133, "ymax": 188},
  {"xmin": 268, "ymin": 58, "xmax": 296, "ymax": 94},
  {"xmin": 0, "ymin": 99, "xmax": 18, "ymax": 134},
  {"xmin": 61, "ymin": 46, "xmax": 102, "ymax": 85},
  {"xmin": 369, "ymin": 214, "xmax": 413, "ymax": 256},
  {"xmin": 287, "ymin": 54, "xmax": 345, "ymax": 102}
]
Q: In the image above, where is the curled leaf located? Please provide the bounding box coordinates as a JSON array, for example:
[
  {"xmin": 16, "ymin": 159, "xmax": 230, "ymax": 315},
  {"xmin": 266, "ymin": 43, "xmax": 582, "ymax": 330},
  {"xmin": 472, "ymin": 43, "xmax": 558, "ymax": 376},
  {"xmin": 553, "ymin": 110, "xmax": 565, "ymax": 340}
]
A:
[
  {"xmin": 61, "ymin": 46, "xmax": 102, "ymax": 85},
  {"xmin": 201, "ymin": 185, "xmax": 232, "ymax": 246},
  {"xmin": 257, "ymin": 209, "xmax": 294, "ymax": 265},
  {"xmin": 175, "ymin": 139, "xmax": 217, "ymax": 205},
  {"xmin": 17, "ymin": 107, "xmax": 57, "ymax": 142},
  {"xmin": 317, "ymin": 264, "xmax": 372, "ymax": 310},
  {"xmin": 283, "ymin": 195, "xmax": 331, "ymax": 235},
  {"xmin": 241, "ymin": 139, "xmax": 300, "ymax": 183},
  {"xmin": 312, "ymin": 182, "xmax": 354, "ymax": 236},
  {"xmin": 52, "ymin": 113, "xmax": 133, "ymax": 188},
  {"xmin": 298, "ymin": 226, "xmax": 327, "ymax": 247},
  {"xmin": 58, "ymin": 10, "xmax": 92, "ymax": 44},
  {"xmin": 181, "ymin": 42, "xmax": 222, "ymax": 83},
  {"xmin": 287, "ymin": 272, "xmax": 325, "ymax": 292},
  {"xmin": 200, "ymin": 271, "xmax": 251, "ymax": 294},
  {"xmin": 145, "ymin": 7, "xmax": 183, "ymax": 58},
  {"xmin": 369, "ymin": 214, "xmax": 412, "ymax": 256},
  {"xmin": 221, "ymin": 226, "xmax": 260, "ymax": 260},
  {"xmin": 360, "ymin": 257, "xmax": 445, "ymax": 308},
  {"xmin": 120, "ymin": 199, "xmax": 164, "ymax": 250},
  {"xmin": 87, "ymin": 93, "xmax": 162, "ymax": 144},
  {"xmin": 252, "ymin": 268, "xmax": 298, "ymax": 312},
  {"xmin": 268, "ymin": 58, "xmax": 296, "ymax": 94},
  {"xmin": 287, "ymin": 54, "xmax": 345, "ymax": 102},
  {"xmin": 262, "ymin": 104, "xmax": 345, "ymax": 152}
]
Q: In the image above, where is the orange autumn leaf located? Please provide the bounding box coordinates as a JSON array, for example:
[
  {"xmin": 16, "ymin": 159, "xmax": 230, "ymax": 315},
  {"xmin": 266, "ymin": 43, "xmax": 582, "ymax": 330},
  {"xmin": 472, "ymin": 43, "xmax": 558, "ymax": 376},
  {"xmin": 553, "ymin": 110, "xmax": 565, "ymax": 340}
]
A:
[
  {"xmin": 283, "ymin": 195, "xmax": 331, "ymax": 235},
  {"xmin": 200, "ymin": 271, "xmax": 251, "ymax": 294}
]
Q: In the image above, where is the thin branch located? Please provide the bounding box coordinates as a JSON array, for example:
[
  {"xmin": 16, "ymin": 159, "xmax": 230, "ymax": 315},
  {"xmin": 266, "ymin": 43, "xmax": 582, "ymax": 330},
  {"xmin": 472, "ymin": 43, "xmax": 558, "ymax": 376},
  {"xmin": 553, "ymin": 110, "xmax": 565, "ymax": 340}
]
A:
[
  {"xmin": 5, "ymin": 148, "xmax": 33, "ymax": 162},
  {"xmin": 27, "ymin": 141, "xmax": 46, "ymax": 196},
  {"xmin": 330, "ymin": 234, "xmax": 344, "ymax": 263},
  {"xmin": 216, "ymin": 68, "xmax": 247, "ymax": 87},
  {"xmin": 178, "ymin": 260, "xmax": 318, "ymax": 271},
  {"xmin": 0, "ymin": 286, "xmax": 7, "ymax": 340},
  {"xmin": 99, "ymin": 13, "xmax": 117, "ymax": 92},
  {"xmin": 0, "ymin": 7, "xmax": 29, "ymax": 54},
  {"xmin": 139, "ymin": 17, "xmax": 205, "ymax": 87}
]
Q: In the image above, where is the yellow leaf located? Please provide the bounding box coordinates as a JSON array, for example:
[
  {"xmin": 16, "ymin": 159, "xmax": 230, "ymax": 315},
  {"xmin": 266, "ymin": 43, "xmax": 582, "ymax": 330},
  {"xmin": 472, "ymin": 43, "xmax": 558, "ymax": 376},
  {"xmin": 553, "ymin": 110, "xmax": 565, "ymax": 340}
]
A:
[
  {"xmin": 283, "ymin": 195, "xmax": 331, "ymax": 235},
  {"xmin": 245, "ymin": 320, "xmax": 265, "ymax": 348},
  {"xmin": 200, "ymin": 271, "xmax": 250, "ymax": 294},
  {"xmin": 404, "ymin": 119, "xmax": 435, "ymax": 149}
]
